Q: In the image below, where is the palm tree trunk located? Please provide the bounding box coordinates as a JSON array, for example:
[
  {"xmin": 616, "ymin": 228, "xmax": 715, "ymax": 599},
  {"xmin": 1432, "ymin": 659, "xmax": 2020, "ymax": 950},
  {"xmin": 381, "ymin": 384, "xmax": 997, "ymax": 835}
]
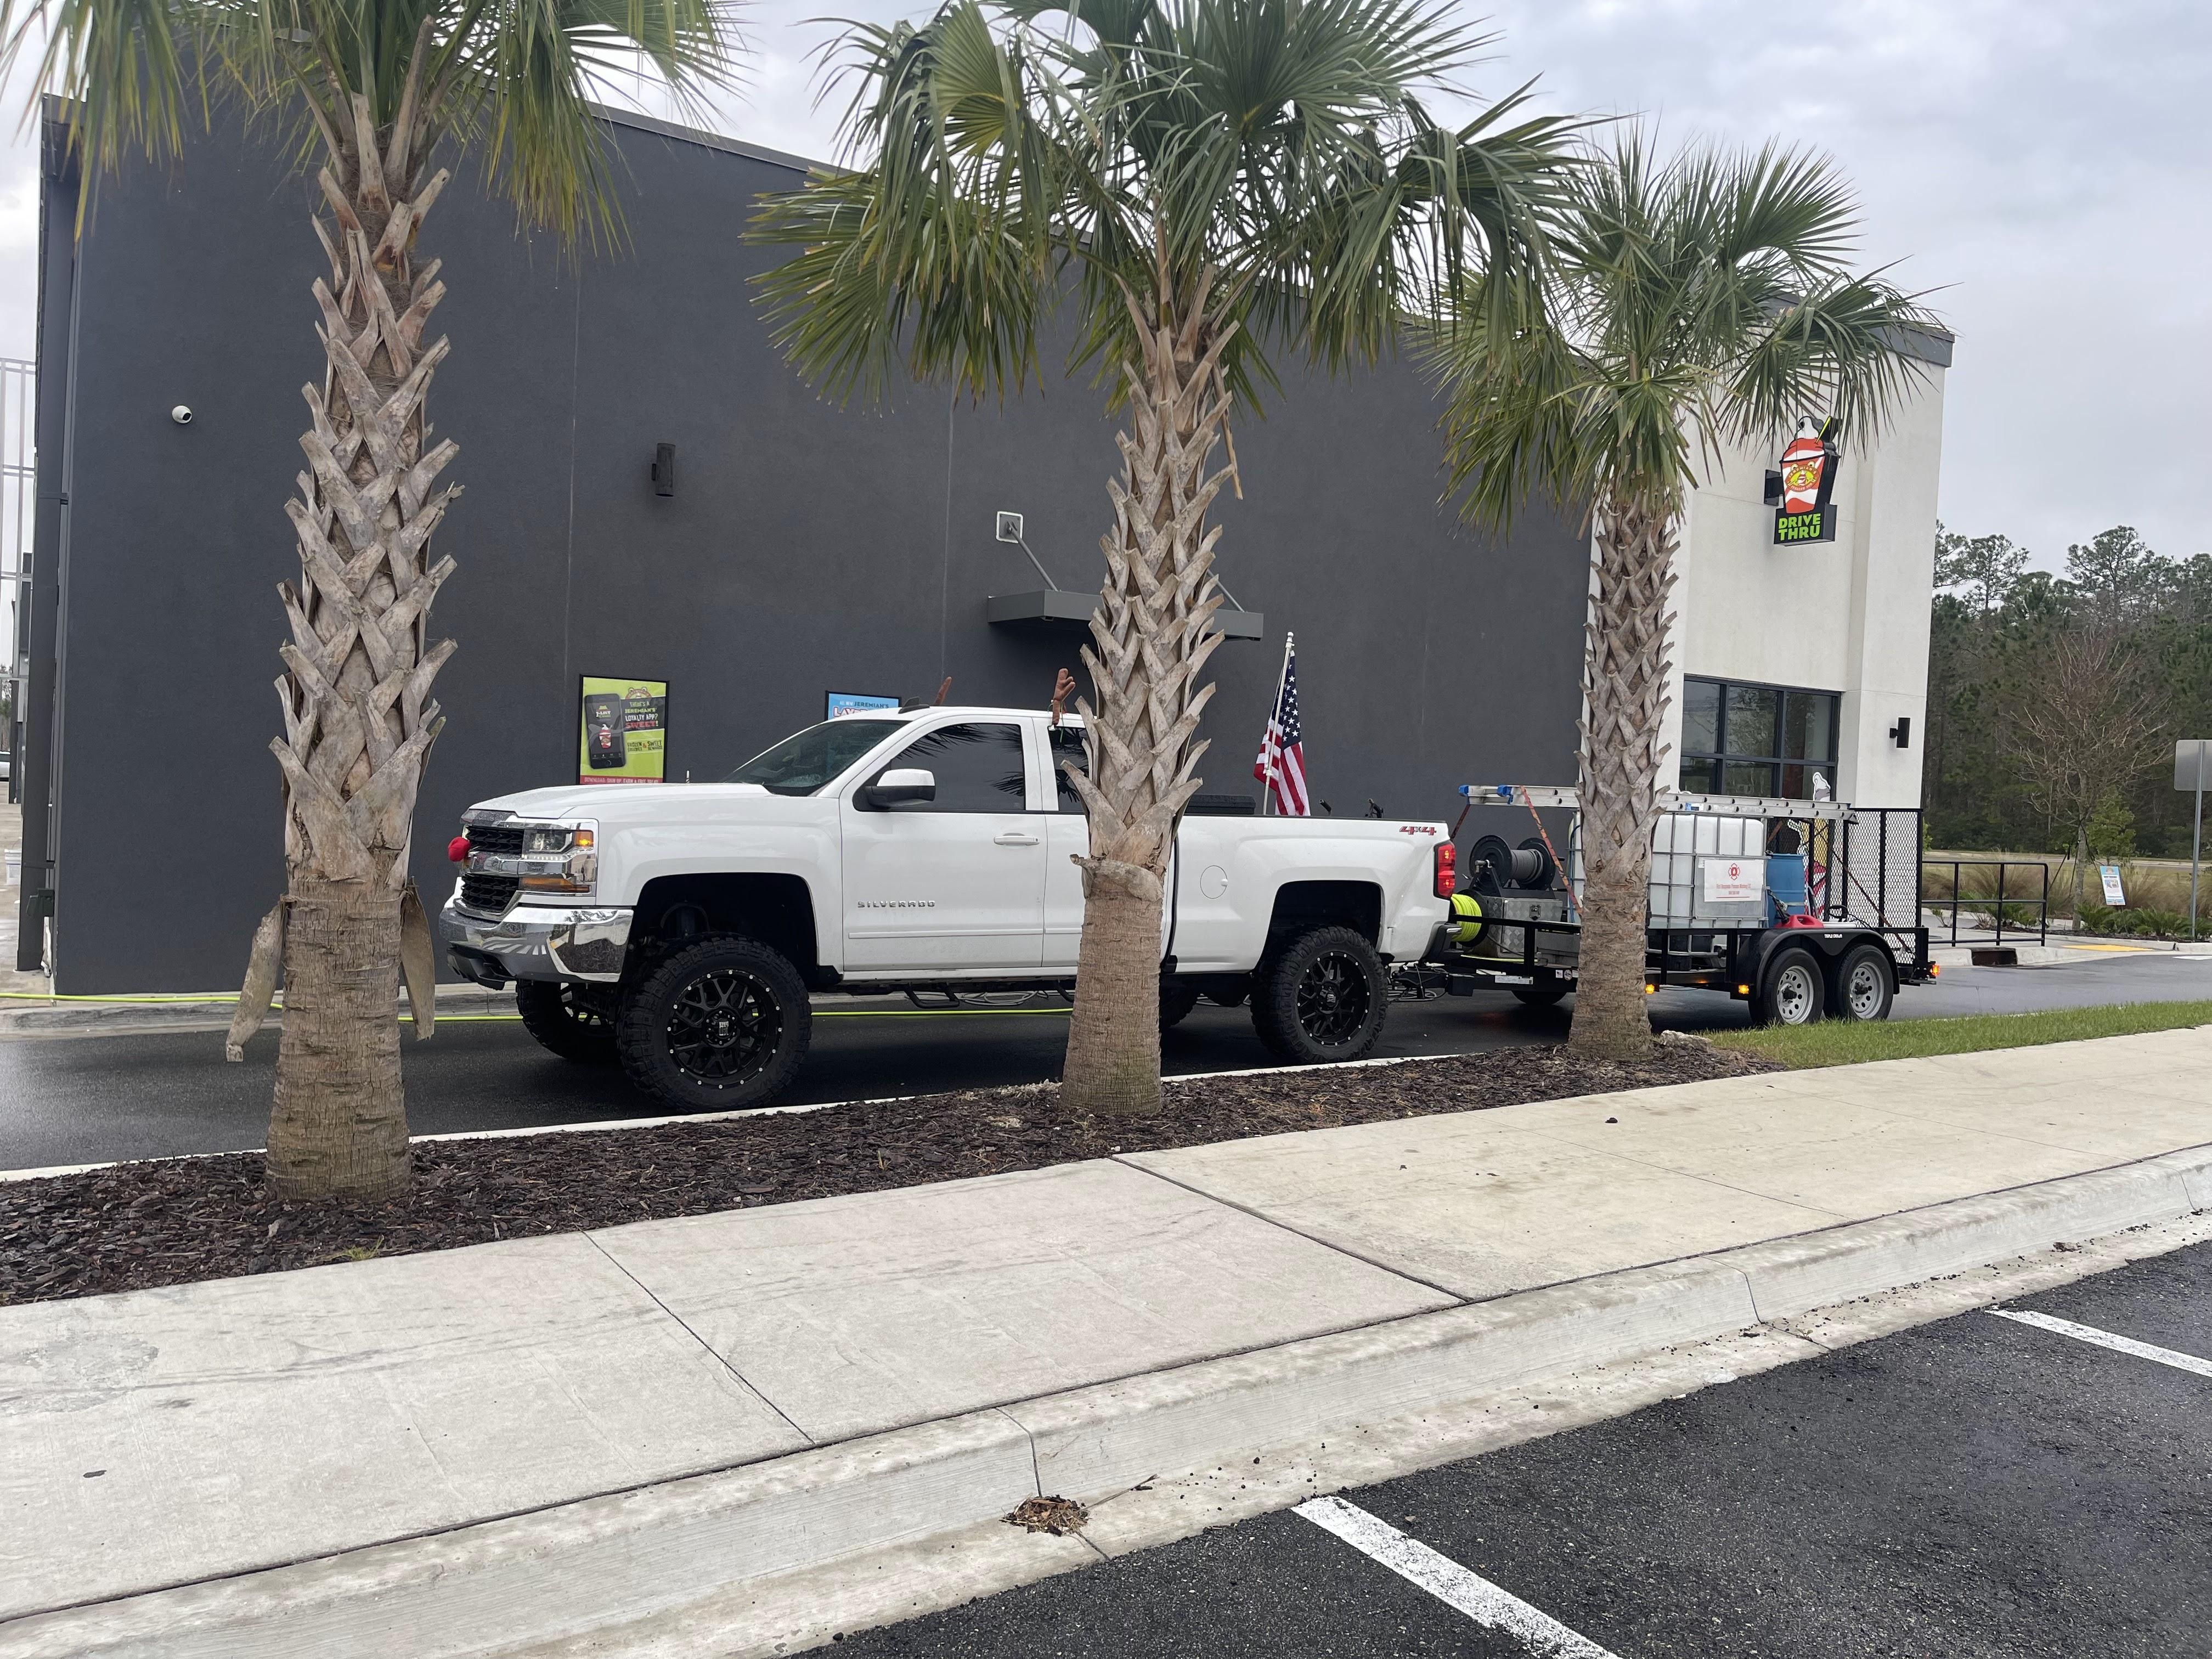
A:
[
  {"xmin": 227, "ymin": 91, "xmax": 459, "ymax": 1202},
  {"xmin": 1060, "ymin": 251, "xmax": 1235, "ymax": 1118},
  {"xmin": 1571, "ymin": 492, "xmax": 1676, "ymax": 1060},
  {"xmin": 268, "ymin": 879, "xmax": 408, "ymax": 1197}
]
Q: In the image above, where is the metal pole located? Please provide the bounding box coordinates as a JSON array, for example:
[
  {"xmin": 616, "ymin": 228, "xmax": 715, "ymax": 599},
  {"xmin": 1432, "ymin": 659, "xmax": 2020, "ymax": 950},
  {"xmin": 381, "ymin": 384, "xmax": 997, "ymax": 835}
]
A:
[{"xmin": 2192, "ymin": 750, "xmax": 2203, "ymax": 943}]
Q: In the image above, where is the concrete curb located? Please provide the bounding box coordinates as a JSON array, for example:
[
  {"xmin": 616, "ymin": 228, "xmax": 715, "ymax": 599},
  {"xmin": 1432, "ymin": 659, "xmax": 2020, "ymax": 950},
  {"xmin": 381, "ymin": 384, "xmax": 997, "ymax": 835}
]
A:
[
  {"xmin": 9, "ymin": 1141, "xmax": 2208, "ymax": 1659},
  {"xmin": 0, "ymin": 984, "xmax": 516, "ymax": 1038}
]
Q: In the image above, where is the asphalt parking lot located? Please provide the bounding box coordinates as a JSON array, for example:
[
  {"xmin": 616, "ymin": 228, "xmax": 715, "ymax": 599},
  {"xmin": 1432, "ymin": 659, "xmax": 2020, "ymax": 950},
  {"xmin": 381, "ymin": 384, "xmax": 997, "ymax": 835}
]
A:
[
  {"xmin": 2, "ymin": 953, "xmax": 2210, "ymax": 1171},
  {"xmin": 834, "ymin": 1240, "xmax": 2212, "ymax": 1658}
]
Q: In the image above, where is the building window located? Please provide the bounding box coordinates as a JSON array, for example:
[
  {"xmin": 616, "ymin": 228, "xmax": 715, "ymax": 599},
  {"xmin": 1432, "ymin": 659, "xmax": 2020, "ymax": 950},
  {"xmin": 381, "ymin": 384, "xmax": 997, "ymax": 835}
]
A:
[{"xmin": 1678, "ymin": 676, "xmax": 1838, "ymax": 800}]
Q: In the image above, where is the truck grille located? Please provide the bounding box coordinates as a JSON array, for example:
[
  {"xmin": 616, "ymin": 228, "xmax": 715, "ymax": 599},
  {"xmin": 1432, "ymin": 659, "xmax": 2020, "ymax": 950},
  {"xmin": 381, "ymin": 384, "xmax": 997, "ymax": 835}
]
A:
[
  {"xmin": 459, "ymin": 872, "xmax": 518, "ymax": 915},
  {"xmin": 467, "ymin": 823, "xmax": 527, "ymax": 858}
]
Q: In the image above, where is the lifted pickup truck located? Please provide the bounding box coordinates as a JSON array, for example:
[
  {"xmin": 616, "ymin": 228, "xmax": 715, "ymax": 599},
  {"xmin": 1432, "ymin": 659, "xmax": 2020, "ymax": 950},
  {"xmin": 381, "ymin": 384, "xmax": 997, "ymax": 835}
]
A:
[{"xmin": 442, "ymin": 706, "xmax": 1453, "ymax": 1109}]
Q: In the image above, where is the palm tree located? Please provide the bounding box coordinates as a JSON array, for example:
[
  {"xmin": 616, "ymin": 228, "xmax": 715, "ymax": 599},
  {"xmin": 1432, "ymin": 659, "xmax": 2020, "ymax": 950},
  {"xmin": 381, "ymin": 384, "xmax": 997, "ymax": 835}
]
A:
[
  {"xmin": 1, "ymin": 0, "xmax": 741, "ymax": 1198},
  {"xmin": 1432, "ymin": 134, "xmax": 1938, "ymax": 1058},
  {"xmin": 751, "ymin": 0, "xmax": 1572, "ymax": 1116}
]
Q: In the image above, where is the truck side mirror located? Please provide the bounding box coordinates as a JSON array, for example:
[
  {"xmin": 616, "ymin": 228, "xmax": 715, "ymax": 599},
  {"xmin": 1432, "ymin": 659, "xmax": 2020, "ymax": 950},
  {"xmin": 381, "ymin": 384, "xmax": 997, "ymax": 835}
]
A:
[{"xmin": 870, "ymin": 768, "xmax": 936, "ymax": 808}]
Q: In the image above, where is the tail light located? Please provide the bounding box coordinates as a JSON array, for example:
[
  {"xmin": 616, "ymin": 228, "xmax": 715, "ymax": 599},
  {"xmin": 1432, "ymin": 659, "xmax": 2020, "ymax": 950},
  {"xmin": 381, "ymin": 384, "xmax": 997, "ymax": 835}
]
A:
[{"xmin": 1433, "ymin": 839, "xmax": 1457, "ymax": 899}]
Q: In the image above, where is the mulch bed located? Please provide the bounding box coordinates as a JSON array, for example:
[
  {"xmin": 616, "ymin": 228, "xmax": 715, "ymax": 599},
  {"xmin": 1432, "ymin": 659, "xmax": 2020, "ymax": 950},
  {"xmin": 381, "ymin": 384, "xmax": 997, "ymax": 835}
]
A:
[{"xmin": 1, "ymin": 1037, "xmax": 1777, "ymax": 1309}]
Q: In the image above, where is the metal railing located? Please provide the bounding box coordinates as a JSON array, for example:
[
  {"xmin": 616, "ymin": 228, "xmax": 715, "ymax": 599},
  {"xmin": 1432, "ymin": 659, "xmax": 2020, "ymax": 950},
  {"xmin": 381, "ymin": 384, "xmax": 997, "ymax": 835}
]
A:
[{"xmin": 1922, "ymin": 858, "xmax": 2051, "ymax": 949}]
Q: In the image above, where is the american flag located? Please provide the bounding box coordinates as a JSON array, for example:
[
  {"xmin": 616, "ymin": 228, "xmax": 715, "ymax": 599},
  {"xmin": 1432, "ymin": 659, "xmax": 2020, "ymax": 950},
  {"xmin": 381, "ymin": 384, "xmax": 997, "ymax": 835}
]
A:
[{"xmin": 1252, "ymin": 635, "xmax": 1309, "ymax": 816}]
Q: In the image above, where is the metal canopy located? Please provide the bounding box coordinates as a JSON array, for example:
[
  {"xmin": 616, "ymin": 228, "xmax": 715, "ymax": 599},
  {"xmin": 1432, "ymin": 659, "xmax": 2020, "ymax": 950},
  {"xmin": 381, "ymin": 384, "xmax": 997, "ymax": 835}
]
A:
[{"xmin": 984, "ymin": 590, "xmax": 1265, "ymax": 640}]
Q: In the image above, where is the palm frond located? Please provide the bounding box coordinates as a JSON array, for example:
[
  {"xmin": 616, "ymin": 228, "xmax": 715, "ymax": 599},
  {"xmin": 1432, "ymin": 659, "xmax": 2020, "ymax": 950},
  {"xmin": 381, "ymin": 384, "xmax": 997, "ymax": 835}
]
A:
[
  {"xmin": 1, "ymin": 0, "xmax": 742, "ymax": 238},
  {"xmin": 749, "ymin": 0, "xmax": 1574, "ymax": 415},
  {"xmin": 1435, "ymin": 127, "xmax": 1944, "ymax": 534}
]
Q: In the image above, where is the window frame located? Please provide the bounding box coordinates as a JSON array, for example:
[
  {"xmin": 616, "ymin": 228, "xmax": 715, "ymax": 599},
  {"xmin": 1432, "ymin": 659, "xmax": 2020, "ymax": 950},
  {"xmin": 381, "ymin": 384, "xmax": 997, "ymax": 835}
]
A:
[
  {"xmin": 870, "ymin": 718, "xmax": 1034, "ymax": 815},
  {"xmin": 1045, "ymin": 719, "xmax": 1092, "ymax": 814},
  {"xmin": 1678, "ymin": 675, "xmax": 1840, "ymax": 801}
]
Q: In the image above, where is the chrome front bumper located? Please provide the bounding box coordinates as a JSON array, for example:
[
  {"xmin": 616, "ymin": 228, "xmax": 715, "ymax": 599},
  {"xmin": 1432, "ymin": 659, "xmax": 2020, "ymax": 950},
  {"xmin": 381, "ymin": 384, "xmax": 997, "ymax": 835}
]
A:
[{"xmin": 440, "ymin": 894, "xmax": 633, "ymax": 985}]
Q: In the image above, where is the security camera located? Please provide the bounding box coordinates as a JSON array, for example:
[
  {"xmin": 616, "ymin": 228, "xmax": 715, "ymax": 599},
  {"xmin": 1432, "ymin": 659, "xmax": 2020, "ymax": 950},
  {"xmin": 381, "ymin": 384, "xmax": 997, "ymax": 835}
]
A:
[{"xmin": 170, "ymin": 405, "xmax": 193, "ymax": 426}]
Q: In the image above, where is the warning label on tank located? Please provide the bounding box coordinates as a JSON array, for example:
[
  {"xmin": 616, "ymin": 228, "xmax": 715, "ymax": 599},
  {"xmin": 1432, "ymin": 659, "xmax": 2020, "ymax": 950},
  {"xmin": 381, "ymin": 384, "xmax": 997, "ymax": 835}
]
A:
[{"xmin": 1702, "ymin": 859, "xmax": 1764, "ymax": 904}]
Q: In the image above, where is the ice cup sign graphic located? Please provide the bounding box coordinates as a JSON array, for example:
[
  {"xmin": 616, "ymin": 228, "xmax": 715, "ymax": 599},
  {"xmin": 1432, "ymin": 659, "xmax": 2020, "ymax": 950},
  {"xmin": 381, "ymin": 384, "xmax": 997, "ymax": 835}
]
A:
[
  {"xmin": 1780, "ymin": 432, "xmax": 1827, "ymax": 514},
  {"xmin": 1770, "ymin": 416, "xmax": 1842, "ymax": 544}
]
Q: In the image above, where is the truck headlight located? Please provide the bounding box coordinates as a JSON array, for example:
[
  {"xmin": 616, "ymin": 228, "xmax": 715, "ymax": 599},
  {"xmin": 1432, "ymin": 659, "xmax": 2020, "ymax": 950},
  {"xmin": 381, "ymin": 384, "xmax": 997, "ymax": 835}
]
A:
[{"xmin": 482, "ymin": 823, "xmax": 598, "ymax": 895}]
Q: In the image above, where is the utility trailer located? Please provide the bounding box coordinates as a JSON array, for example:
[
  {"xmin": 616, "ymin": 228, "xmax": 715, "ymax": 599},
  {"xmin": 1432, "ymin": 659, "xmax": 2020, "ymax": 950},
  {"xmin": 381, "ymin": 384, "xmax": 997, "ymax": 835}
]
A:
[{"xmin": 1414, "ymin": 786, "xmax": 1934, "ymax": 1025}]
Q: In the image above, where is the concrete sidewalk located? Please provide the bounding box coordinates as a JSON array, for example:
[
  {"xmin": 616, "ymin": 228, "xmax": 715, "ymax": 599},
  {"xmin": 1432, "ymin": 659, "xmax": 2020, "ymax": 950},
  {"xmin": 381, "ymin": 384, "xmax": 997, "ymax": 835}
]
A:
[{"xmin": 5, "ymin": 1029, "xmax": 2212, "ymax": 1657}]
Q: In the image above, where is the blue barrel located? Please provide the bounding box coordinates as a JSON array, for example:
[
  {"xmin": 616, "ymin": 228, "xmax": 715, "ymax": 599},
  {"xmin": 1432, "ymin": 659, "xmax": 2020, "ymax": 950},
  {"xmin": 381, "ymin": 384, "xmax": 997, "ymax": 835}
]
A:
[{"xmin": 1766, "ymin": 853, "xmax": 1810, "ymax": 923}]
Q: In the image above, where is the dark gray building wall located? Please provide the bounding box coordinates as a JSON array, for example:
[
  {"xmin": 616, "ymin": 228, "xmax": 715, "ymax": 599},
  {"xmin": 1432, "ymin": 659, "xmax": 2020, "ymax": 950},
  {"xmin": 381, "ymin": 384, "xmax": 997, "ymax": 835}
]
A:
[{"xmin": 29, "ymin": 107, "xmax": 1590, "ymax": 995}]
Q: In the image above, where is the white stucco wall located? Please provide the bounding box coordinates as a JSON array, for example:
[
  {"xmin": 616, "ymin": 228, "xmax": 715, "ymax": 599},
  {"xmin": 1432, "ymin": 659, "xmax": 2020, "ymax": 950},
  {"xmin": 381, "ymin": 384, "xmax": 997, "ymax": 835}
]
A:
[{"xmin": 1652, "ymin": 348, "xmax": 1949, "ymax": 810}]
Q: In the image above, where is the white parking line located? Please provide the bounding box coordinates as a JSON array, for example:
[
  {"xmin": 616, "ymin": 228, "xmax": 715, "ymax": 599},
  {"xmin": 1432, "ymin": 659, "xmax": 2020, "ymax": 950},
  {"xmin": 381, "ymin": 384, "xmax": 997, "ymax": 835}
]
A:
[
  {"xmin": 1294, "ymin": 1496, "xmax": 1621, "ymax": 1658},
  {"xmin": 1989, "ymin": 1309, "xmax": 2212, "ymax": 1379}
]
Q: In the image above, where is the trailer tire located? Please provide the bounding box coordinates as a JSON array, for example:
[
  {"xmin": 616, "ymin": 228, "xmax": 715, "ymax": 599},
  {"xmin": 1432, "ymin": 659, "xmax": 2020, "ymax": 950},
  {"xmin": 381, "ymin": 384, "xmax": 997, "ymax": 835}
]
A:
[
  {"xmin": 617, "ymin": 935, "xmax": 811, "ymax": 1111},
  {"xmin": 1756, "ymin": 946, "xmax": 1825, "ymax": 1027},
  {"xmin": 1828, "ymin": 943, "xmax": 1894, "ymax": 1022},
  {"xmin": 1251, "ymin": 926, "xmax": 1389, "ymax": 1064},
  {"xmin": 516, "ymin": 980, "xmax": 618, "ymax": 1064},
  {"xmin": 1510, "ymin": 986, "xmax": 1568, "ymax": 1008}
]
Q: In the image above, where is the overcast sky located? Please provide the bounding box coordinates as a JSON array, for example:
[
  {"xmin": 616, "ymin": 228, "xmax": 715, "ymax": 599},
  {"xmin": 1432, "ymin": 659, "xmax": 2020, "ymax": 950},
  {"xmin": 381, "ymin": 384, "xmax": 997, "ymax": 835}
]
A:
[{"xmin": 0, "ymin": 0, "xmax": 2200, "ymax": 573}]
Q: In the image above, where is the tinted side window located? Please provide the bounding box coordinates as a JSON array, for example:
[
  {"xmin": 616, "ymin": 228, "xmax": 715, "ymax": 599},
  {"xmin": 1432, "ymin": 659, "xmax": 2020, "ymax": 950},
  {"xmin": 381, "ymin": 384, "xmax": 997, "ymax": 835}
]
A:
[
  {"xmin": 1049, "ymin": 725, "xmax": 1090, "ymax": 812},
  {"xmin": 887, "ymin": 723, "xmax": 1029, "ymax": 813}
]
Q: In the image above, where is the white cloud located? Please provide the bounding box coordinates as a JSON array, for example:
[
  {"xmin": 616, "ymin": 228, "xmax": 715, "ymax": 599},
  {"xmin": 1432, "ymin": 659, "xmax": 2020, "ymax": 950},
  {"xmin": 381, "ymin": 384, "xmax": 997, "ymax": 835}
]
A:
[{"xmin": 0, "ymin": 0, "xmax": 2201, "ymax": 569}]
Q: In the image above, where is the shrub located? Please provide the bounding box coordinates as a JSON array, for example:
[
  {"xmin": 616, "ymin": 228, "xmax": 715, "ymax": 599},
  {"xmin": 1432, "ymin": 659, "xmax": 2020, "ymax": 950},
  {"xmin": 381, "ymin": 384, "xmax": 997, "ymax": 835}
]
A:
[{"xmin": 2130, "ymin": 908, "xmax": 2192, "ymax": 940}]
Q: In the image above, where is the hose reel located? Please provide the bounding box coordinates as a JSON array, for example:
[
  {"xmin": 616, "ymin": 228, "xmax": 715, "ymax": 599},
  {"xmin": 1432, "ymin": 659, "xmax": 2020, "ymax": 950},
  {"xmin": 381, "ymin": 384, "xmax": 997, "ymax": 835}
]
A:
[{"xmin": 1469, "ymin": 834, "xmax": 1557, "ymax": 897}]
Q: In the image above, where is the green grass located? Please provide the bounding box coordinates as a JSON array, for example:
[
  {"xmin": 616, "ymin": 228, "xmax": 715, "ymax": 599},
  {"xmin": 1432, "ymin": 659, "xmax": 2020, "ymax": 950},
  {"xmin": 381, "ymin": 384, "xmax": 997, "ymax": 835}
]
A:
[{"xmin": 1709, "ymin": 999, "xmax": 2212, "ymax": 1070}]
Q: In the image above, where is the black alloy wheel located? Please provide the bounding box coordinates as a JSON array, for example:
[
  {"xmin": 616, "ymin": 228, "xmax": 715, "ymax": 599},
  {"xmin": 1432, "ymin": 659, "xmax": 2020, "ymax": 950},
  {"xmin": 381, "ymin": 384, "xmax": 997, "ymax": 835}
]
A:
[
  {"xmin": 617, "ymin": 935, "xmax": 812, "ymax": 1110},
  {"xmin": 515, "ymin": 980, "xmax": 619, "ymax": 1064},
  {"xmin": 1252, "ymin": 925, "xmax": 1389, "ymax": 1064},
  {"xmin": 1296, "ymin": 953, "xmax": 1372, "ymax": 1043}
]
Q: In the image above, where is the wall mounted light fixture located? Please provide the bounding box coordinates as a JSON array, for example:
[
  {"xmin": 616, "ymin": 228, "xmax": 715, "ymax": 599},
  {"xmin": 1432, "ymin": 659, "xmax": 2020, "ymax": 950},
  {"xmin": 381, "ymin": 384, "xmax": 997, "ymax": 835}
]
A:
[
  {"xmin": 1890, "ymin": 716, "xmax": 1912, "ymax": 749},
  {"xmin": 651, "ymin": 442, "xmax": 676, "ymax": 498}
]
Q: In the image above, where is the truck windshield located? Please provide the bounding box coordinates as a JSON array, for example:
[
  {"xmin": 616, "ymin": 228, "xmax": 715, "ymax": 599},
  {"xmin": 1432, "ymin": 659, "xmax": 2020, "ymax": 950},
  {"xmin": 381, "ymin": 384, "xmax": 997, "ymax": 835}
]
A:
[{"xmin": 724, "ymin": 719, "xmax": 906, "ymax": 795}]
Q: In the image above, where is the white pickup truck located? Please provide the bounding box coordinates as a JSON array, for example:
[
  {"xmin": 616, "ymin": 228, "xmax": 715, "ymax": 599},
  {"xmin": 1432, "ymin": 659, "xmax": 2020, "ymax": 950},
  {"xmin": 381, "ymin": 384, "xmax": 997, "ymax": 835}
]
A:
[{"xmin": 441, "ymin": 705, "xmax": 1454, "ymax": 1109}]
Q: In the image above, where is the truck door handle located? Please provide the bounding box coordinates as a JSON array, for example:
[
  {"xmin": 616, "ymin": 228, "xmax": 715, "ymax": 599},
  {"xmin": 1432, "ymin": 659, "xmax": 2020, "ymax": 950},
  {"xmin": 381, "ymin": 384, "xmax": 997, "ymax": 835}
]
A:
[{"xmin": 994, "ymin": 832, "xmax": 1041, "ymax": 847}]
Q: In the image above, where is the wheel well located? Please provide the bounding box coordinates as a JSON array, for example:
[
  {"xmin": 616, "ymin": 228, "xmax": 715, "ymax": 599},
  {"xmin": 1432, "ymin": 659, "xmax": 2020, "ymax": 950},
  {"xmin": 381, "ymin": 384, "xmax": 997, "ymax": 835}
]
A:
[
  {"xmin": 1265, "ymin": 881, "xmax": 1383, "ymax": 950},
  {"xmin": 634, "ymin": 874, "xmax": 818, "ymax": 972}
]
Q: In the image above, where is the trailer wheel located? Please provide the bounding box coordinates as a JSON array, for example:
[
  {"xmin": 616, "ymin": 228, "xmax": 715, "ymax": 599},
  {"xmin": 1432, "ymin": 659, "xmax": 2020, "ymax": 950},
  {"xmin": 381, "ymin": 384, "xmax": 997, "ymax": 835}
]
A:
[
  {"xmin": 617, "ymin": 935, "xmax": 812, "ymax": 1110},
  {"xmin": 1756, "ymin": 946, "xmax": 1825, "ymax": 1027},
  {"xmin": 516, "ymin": 980, "xmax": 618, "ymax": 1064},
  {"xmin": 1828, "ymin": 944, "xmax": 1894, "ymax": 1022},
  {"xmin": 1510, "ymin": 986, "xmax": 1568, "ymax": 1008},
  {"xmin": 1251, "ymin": 926, "xmax": 1389, "ymax": 1064}
]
